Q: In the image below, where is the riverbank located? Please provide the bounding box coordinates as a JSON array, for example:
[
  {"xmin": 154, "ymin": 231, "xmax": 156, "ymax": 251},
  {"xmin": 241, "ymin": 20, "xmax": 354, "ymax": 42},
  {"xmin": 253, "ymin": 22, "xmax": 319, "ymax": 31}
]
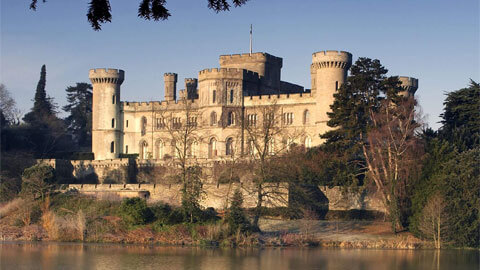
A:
[{"xmin": 0, "ymin": 194, "xmax": 427, "ymax": 249}]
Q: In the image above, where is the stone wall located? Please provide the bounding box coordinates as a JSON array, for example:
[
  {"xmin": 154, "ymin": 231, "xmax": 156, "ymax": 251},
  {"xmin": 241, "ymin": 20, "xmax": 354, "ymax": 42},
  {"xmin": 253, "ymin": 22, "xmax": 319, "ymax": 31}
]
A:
[{"xmin": 65, "ymin": 183, "xmax": 288, "ymax": 209}]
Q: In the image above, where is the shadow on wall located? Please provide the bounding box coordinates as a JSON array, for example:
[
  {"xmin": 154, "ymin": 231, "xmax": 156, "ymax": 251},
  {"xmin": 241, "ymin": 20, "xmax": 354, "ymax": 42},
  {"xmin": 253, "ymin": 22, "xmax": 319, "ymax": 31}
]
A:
[
  {"xmin": 289, "ymin": 184, "xmax": 329, "ymax": 219},
  {"xmin": 73, "ymin": 161, "xmax": 99, "ymax": 184}
]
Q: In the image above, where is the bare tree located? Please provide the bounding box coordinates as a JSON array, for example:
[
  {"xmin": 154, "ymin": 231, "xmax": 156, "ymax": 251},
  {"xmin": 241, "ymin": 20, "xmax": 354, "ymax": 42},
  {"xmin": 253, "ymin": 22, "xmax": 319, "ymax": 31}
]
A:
[
  {"xmin": 362, "ymin": 97, "xmax": 423, "ymax": 233},
  {"xmin": 241, "ymin": 101, "xmax": 304, "ymax": 227},
  {"xmin": 0, "ymin": 84, "xmax": 21, "ymax": 125},
  {"xmin": 418, "ymin": 193, "xmax": 449, "ymax": 249}
]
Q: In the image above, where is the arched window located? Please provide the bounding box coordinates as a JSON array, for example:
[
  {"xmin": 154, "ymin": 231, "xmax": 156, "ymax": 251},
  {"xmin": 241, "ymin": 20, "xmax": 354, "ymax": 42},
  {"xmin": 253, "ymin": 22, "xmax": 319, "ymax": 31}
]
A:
[
  {"xmin": 226, "ymin": 138, "xmax": 234, "ymax": 156},
  {"xmin": 248, "ymin": 140, "xmax": 257, "ymax": 156},
  {"xmin": 230, "ymin": 89, "xmax": 234, "ymax": 103},
  {"xmin": 110, "ymin": 141, "xmax": 114, "ymax": 153},
  {"xmin": 227, "ymin": 111, "xmax": 235, "ymax": 126},
  {"xmin": 268, "ymin": 138, "xmax": 275, "ymax": 155},
  {"xmin": 212, "ymin": 90, "xmax": 216, "ymax": 104},
  {"xmin": 305, "ymin": 136, "xmax": 312, "ymax": 148},
  {"xmin": 111, "ymin": 118, "xmax": 115, "ymax": 128},
  {"xmin": 303, "ymin": 110, "xmax": 310, "ymax": 125},
  {"xmin": 210, "ymin": 111, "xmax": 217, "ymax": 126},
  {"xmin": 140, "ymin": 141, "xmax": 148, "ymax": 159},
  {"xmin": 208, "ymin": 138, "xmax": 217, "ymax": 158},
  {"xmin": 141, "ymin": 116, "xmax": 147, "ymax": 136},
  {"xmin": 155, "ymin": 140, "xmax": 164, "ymax": 159},
  {"xmin": 191, "ymin": 140, "xmax": 198, "ymax": 158}
]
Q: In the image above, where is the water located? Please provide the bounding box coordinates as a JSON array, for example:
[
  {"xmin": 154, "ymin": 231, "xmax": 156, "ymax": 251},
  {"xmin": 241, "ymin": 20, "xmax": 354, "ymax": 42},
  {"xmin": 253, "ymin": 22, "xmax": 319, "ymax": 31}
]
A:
[{"xmin": 0, "ymin": 242, "xmax": 478, "ymax": 270}]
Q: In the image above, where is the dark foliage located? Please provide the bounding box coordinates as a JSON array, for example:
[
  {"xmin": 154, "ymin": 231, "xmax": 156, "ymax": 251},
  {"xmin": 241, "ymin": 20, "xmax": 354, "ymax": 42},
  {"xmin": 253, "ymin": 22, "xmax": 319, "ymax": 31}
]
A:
[
  {"xmin": 63, "ymin": 83, "xmax": 93, "ymax": 148},
  {"xmin": 225, "ymin": 189, "xmax": 251, "ymax": 234},
  {"xmin": 118, "ymin": 197, "xmax": 154, "ymax": 226},
  {"xmin": 30, "ymin": 0, "xmax": 249, "ymax": 30}
]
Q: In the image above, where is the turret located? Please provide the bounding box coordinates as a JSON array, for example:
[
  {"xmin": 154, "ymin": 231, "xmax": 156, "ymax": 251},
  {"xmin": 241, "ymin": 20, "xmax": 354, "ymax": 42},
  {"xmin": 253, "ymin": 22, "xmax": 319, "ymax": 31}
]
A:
[
  {"xmin": 311, "ymin": 50, "xmax": 352, "ymax": 123},
  {"xmin": 89, "ymin": 68, "xmax": 125, "ymax": 160},
  {"xmin": 164, "ymin": 73, "xmax": 177, "ymax": 101},
  {"xmin": 185, "ymin": 78, "xmax": 198, "ymax": 100},
  {"xmin": 398, "ymin": 76, "xmax": 418, "ymax": 97}
]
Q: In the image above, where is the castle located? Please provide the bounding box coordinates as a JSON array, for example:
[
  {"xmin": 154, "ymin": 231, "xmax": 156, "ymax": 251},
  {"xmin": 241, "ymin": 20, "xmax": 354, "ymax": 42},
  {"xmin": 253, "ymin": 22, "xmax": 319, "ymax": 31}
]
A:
[{"xmin": 89, "ymin": 50, "xmax": 418, "ymax": 161}]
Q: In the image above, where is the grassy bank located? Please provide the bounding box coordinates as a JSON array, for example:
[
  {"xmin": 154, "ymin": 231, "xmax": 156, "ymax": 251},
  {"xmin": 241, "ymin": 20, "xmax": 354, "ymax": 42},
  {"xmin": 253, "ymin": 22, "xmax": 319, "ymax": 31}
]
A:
[{"xmin": 0, "ymin": 193, "xmax": 427, "ymax": 249}]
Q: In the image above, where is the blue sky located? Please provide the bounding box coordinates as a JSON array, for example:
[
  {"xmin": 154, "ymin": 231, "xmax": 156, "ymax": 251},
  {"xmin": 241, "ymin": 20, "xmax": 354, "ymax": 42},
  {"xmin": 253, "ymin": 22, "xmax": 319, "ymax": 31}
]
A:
[{"xmin": 1, "ymin": 0, "xmax": 478, "ymax": 129}]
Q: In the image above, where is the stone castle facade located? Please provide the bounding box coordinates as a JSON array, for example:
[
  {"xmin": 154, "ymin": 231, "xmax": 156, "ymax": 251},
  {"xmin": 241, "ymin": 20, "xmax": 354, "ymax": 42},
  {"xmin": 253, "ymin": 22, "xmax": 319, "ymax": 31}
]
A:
[{"xmin": 90, "ymin": 50, "xmax": 418, "ymax": 161}]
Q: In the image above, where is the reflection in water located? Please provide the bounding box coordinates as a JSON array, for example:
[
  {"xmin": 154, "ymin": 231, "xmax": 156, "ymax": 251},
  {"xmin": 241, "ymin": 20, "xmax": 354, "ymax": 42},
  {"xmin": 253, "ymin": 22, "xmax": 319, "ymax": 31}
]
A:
[{"xmin": 0, "ymin": 242, "xmax": 478, "ymax": 270}]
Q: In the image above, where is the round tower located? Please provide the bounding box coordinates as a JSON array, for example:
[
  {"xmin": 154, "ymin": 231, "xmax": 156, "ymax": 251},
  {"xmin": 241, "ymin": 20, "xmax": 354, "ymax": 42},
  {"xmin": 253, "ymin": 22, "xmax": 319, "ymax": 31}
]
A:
[
  {"xmin": 398, "ymin": 76, "xmax": 418, "ymax": 97},
  {"xmin": 164, "ymin": 73, "xmax": 177, "ymax": 101},
  {"xmin": 311, "ymin": 50, "xmax": 352, "ymax": 123},
  {"xmin": 89, "ymin": 68, "xmax": 124, "ymax": 160}
]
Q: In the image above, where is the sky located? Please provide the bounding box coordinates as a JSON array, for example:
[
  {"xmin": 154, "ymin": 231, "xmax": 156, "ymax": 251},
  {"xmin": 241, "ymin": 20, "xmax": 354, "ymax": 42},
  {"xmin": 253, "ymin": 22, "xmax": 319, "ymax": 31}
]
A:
[{"xmin": 1, "ymin": 0, "xmax": 479, "ymax": 130}]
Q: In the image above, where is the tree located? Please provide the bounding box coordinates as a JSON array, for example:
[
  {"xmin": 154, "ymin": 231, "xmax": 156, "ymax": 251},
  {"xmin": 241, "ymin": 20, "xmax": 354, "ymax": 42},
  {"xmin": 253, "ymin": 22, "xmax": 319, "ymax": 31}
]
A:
[
  {"xmin": 20, "ymin": 164, "xmax": 56, "ymax": 200},
  {"xmin": 29, "ymin": 0, "xmax": 249, "ymax": 30},
  {"xmin": 0, "ymin": 84, "xmax": 21, "ymax": 126},
  {"xmin": 439, "ymin": 80, "xmax": 480, "ymax": 151},
  {"xmin": 418, "ymin": 193, "xmax": 449, "ymax": 249},
  {"xmin": 21, "ymin": 65, "xmax": 69, "ymax": 157},
  {"xmin": 159, "ymin": 97, "xmax": 204, "ymax": 222},
  {"xmin": 362, "ymin": 97, "xmax": 423, "ymax": 233},
  {"xmin": 63, "ymin": 83, "xmax": 93, "ymax": 148},
  {"xmin": 118, "ymin": 197, "xmax": 154, "ymax": 226},
  {"xmin": 225, "ymin": 189, "xmax": 251, "ymax": 235},
  {"xmin": 320, "ymin": 58, "xmax": 393, "ymax": 185},
  {"xmin": 242, "ymin": 101, "xmax": 303, "ymax": 227},
  {"xmin": 23, "ymin": 65, "xmax": 56, "ymax": 126}
]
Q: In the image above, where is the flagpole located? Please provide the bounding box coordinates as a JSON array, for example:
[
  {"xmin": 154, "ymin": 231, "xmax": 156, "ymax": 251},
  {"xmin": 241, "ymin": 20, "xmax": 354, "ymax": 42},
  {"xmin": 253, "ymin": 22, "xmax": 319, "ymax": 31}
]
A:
[{"xmin": 249, "ymin": 24, "xmax": 252, "ymax": 55}]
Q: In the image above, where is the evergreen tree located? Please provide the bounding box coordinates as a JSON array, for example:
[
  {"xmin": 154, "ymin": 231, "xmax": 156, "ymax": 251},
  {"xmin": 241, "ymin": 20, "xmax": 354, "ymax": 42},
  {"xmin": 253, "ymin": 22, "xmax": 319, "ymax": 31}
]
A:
[
  {"xmin": 23, "ymin": 65, "xmax": 56, "ymax": 126},
  {"xmin": 439, "ymin": 80, "xmax": 480, "ymax": 151},
  {"xmin": 63, "ymin": 83, "xmax": 93, "ymax": 148},
  {"xmin": 320, "ymin": 58, "xmax": 403, "ymax": 184},
  {"xmin": 225, "ymin": 189, "xmax": 251, "ymax": 234}
]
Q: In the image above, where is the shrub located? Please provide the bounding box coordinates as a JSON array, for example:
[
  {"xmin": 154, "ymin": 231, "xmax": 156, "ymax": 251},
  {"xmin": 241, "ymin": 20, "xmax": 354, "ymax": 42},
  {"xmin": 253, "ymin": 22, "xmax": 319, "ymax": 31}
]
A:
[
  {"xmin": 225, "ymin": 189, "xmax": 251, "ymax": 235},
  {"xmin": 21, "ymin": 164, "xmax": 56, "ymax": 200},
  {"xmin": 118, "ymin": 198, "xmax": 153, "ymax": 226}
]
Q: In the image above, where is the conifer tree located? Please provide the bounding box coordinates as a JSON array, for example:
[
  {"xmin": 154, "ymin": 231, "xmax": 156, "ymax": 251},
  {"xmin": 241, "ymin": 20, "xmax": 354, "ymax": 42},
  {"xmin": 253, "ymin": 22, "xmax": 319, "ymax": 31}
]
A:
[
  {"xmin": 23, "ymin": 65, "xmax": 55, "ymax": 126},
  {"xmin": 63, "ymin": 83, "xmax": 93, "ymax": 148}
]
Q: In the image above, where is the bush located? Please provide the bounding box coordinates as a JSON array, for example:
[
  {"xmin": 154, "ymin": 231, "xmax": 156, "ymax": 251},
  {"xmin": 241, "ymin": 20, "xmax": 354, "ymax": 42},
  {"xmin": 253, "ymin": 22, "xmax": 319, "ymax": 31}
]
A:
[
  {"xmin": 118, "ymin": 198, "xmax": 153, "ymax": 226},
  {"xmin": 21, "ymin": 164, "xmax": 56, "ymax": 200},
  {"xmin": 225, "ymin": 189, "xmax": 251, "ymax": 235},
  {"xmin": 150, "ymin": 203, "xmax": 184, "ymax": 225}
]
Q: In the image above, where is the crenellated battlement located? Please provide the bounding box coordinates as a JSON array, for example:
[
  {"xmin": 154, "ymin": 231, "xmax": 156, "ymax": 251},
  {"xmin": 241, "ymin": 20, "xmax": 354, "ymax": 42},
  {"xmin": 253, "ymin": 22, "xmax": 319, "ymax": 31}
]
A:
[
  {"xmin": 89, "ymin": 68, "xmax": 125, "ymax": 84},
  {"xmin": 198, "ymin": 68, "xmax": 260, "ymax": 81},
  {"xmin": 311, "ymin": 50, "xmax": 352, "ymax": 70},
  {"xmin": 246, "ymin": 92, "xmax": 313, "ymax": 101},
  {"xmin": 220, "ymin": 52, "xmax": 282, "ymax": 64}
]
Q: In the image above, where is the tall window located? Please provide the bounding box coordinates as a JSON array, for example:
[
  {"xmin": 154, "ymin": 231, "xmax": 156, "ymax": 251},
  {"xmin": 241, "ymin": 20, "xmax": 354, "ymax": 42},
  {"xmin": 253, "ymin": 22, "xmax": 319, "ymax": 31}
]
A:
[
  {"xmin": 156, "ymin": 118, "xmax": 165, "ymax": 129},
  {"xmin": 303, "ymin": 110, "xmax": 310, "ymax": 125},
  {"xmin": 110, "ymin": 141, "xmax": 114, "ymax": 153},
  {"xmin": 226, "ymin": 138, "xmax": 234, "ymax": 156},
  {"xmin": 208, "ymin": 138, "xmax": 217, "ymax": 158},
  {"xmin": 112, "ymin": 94, "xmax": 116, "ymax": 104},
  {"xmin": 227, "ymin": 111, "xmax": 235, "ymax": 126},
  {"xmin": 212, "ymin": 90, "xmax": 216, "ymax": 104},
  {"xmin": 305, "ymin": 136, "xmax": 312, "ymax": 148},
  {"xmin": 335, "ymin": 81, "xmax": 339, "ymax": 90},
  {"xmin": 230, "ymin": 89, "xmax": 234, "ymax": 103},
  {"xmin": 283, "ymin": 112, "xmax": 294, "ymax": 125},
  {"xmin": 141, "ymin": 116, "xmax": 147, "ymax": 136},
  {"xmin": 210, "ymin": 111, "xmax": 217, "ymax": 126},
  {"xmin": 248, "ymin": 140, "xmax": 257, "ymax": 156},
  {"xmin": 141, "ymin": 141, "xmax": 148, "ymax": 159},
  {"xmin": 125, "ymin": 145, "xmax": 128, "ymax": 154},
  {"xmin": 191, "ymin": 141, "xmax": 198, "ymax": 158},
  {"xmin": 268, "ymin": 139, "xmax": 275, "ymax": 155},
  {"xmin": 286, "ymin": 138, "xmax": 294, "ymax": 151},
  {"xmin": 111, "ymin": 118, "xmax": 115, "ymax": 128},
  {"xmin": 187, "ymin": 117, "xmax": 197, "ymax": 127},
  {"xmin": 172, "ymin": 117, "xmax": 181, "ymax": 129},
  {"xmin": 265, "ymin": 112, "xmax": 274, "ymax": 127},
  {"xmin": 247, "ymin": 114, "xmax": 257, "ymax": 126},
  {"xmin": 126, "ymin": 120, "xmax": 129, "ymax": 128},
  {"xmin": 155, "ymin": 140, "xmax": 164, "ymax": 159}
]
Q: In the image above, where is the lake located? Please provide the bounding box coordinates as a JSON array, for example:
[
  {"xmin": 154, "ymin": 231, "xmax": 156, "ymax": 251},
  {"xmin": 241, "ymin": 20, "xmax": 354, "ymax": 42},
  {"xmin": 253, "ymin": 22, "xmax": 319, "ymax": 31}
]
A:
[{"xmin": 0, "ymin": 242, "xmax": 478, "ymax": 270}]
